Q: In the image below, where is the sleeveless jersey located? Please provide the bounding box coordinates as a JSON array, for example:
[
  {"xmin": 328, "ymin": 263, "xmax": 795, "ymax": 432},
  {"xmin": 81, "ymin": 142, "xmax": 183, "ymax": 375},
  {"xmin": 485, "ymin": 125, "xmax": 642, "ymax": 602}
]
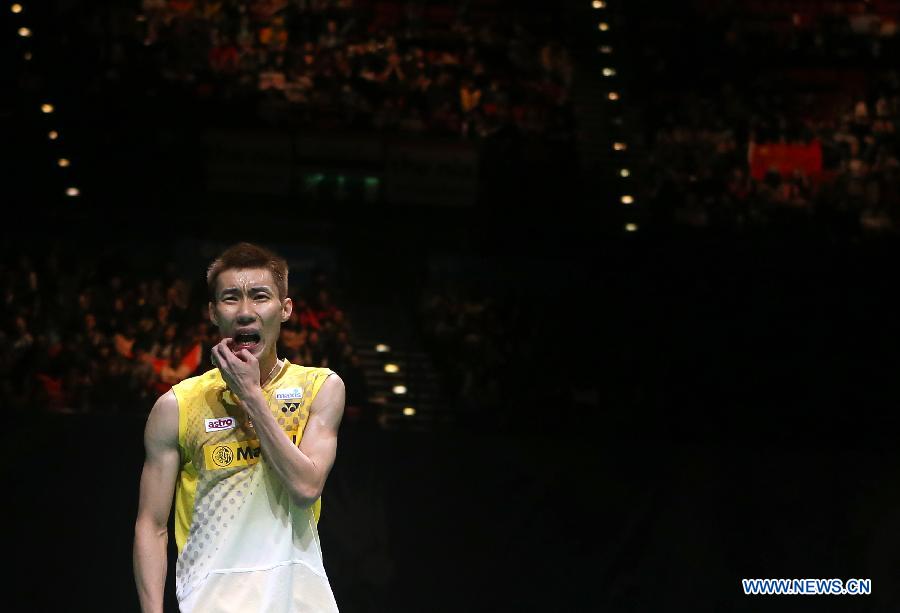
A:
[{"xmin": 171, "ymin": 359, "xmax": 339, "ymax": 612}]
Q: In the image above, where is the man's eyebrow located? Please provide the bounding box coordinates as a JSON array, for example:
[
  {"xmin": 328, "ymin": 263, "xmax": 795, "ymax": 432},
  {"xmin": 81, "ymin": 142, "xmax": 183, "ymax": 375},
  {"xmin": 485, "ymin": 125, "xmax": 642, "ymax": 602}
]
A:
[{"xmin": 220, "ymin": 286, "xmax": 273, "ymax": 294}]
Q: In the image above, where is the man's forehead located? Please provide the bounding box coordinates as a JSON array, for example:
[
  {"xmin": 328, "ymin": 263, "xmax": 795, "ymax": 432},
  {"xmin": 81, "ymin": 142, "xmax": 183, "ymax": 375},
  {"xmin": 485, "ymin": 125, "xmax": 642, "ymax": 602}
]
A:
[{"xmin": 216, "ymin": 268, "xmax": 276, "ymax": 292}]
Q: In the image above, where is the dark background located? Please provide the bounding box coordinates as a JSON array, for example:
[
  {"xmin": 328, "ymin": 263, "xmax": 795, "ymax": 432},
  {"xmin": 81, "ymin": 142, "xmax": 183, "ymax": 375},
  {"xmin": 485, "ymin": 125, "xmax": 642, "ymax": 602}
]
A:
[{"xmin": 4, "ymin": 1, "xmax": 900, "ymax": 611}]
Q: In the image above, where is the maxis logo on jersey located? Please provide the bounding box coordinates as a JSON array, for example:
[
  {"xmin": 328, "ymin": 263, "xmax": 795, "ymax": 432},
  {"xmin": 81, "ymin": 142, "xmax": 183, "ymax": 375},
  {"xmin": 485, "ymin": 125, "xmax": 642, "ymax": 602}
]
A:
[
  {"xmin": 205, "ymin": 417, "xmax": 237, "ymax": 432},
  {"xmin": 275, "ymin": 387, "xmax": 303, "ymax": 401}
]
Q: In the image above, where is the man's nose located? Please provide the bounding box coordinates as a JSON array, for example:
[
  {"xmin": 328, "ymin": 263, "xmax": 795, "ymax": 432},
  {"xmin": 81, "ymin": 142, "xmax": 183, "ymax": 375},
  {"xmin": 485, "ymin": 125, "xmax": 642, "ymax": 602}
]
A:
[
  {"xmin": 236, "ymin": 312, "xmax": 256, "ymax": 325},
  {"xmin": 236, "ymin": 299, "xmax": 256, "ymax": 323}
]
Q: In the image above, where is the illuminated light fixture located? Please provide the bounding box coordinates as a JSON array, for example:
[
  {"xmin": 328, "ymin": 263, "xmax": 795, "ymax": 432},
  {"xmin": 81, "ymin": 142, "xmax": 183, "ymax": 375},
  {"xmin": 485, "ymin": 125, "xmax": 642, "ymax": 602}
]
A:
[
  {"xmin": 375, "ymin": 343, "xmax": 390, "ymax": 353},
  {"xmin": 602, "ymin": 67, "xmax": 616, "ymax": 77},
  {"xmin": 592, "ymin": 0, "xmax": 606, "ymax": 7},
  {"xmin": 621, "ymin": 195, "xmax": 635, "ymax": 204},
  {"xmin": 18, "ymin": 26, "xmax": 31, "ymax": 37},
  {"xmin": 11, "ymin": 3, "xmax": 23, "ymax": 13},
  {"xmin": 48, "ymin": 130, "xmax": 59, "ymax": 140},
  {"xmin": 620, "ymin": 168, "xmax": 630, "ymax": 178},
  {"xmin": 384, "ymin": 363, "xmax": 399, "ymax": 373},
  {"xmin": 65, "ymin": 187, "xmax": 80, "ymax": 197},
  {"xmin": 24, "ymin": 51, "xmax": 32, "ymax": 60},
  {"xmin": 599, "ymin": 45, "xmax": 613, "ymax": 54},
  {"xmin": 613, "ymin": 142, "xmax": 627, "ymax": 151},
  {"xmin": 607, "ymin": 92, "xmax": 619, "ymax": 101},
  {"xmin": 625, "ymin": 223, "xmax": 639, "ymax": 232},
  {"xmin": 41, "ymin": 103, "xmax": 54, "ymax": 114},
  {"xmin": 57, "ymin": 158, "xmax": 70, "ymax": 167},
  {"xmin": 402, "ymin": 407, "xmax": 416, "ymax": 416},
  {"xmin": 598, "ymin": 22, "xmax": 610, "ymax": 31},
  {"xmin": 392, "ymin": 385, "xmax": 407, "ymax": 395}
]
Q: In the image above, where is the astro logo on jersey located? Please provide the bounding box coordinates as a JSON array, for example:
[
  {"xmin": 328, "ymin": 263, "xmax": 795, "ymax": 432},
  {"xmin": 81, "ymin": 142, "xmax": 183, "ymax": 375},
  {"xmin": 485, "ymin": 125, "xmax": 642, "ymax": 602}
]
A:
[
  {"xmin": 205, "ymin": 417, "xmax": 237, "ymax": 432},
  {"xmin": 275, "ymin": 387, "xmax": 303, "ymax": 401}
]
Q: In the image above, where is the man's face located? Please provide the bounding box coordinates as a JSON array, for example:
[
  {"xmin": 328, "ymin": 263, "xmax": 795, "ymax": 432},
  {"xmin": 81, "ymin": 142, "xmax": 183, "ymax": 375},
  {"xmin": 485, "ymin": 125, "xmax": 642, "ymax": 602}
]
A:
[{"xmin": 209, "ymin": 267, "xmax": 292, "ymax": 359}]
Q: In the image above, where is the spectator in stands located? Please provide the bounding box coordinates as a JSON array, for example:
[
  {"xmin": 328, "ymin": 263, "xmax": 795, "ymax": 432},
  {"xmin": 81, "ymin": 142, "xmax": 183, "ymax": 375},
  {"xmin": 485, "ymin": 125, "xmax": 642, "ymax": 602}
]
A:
[
  {"xmin": 295, "ymin": 296, "xmax": 322, "ymax": 329},
  {"xmin": 315, "ymin": 288, "xmax": 338, "ymax": 322}
]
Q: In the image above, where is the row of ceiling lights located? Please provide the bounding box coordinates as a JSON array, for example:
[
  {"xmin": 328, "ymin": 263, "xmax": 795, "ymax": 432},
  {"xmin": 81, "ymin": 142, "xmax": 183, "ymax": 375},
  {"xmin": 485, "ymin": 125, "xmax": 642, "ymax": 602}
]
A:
[
  {"xmin": 594, "ymin": 1, "xmax": 637, "ymax": 233},
  {"xmin": 376, "ymin": 343, "xmax": 416, "ymax": 417},
  {"xmin": 13, "ymin": 3, "xmax": 81, "ymax": 199}
]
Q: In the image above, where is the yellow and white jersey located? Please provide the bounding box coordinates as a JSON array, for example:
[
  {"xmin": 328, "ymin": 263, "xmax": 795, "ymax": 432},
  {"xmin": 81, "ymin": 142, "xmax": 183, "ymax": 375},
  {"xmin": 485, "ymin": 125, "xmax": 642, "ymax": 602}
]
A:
[{"xmin": 171, "ymin": 359, "xmax": 339, "ymax": 613}]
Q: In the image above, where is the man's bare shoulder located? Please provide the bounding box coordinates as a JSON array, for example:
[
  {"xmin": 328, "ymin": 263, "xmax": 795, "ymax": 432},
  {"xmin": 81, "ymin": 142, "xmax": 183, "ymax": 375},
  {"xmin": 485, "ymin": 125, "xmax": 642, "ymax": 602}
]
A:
[
  {"xmin": 144, "ymin": 390, "xmax": 180, "ymax": 450},
  {"xmin": 320, "ymin": 371, "xmax": 345, "ymax": 391},
  {"xmin": 153, "ymin": 389, "xmax": 179, "ymax": 412},
  {"xmin": 310, "ymin": 373, "xmax": 345, "ymax": 427}
]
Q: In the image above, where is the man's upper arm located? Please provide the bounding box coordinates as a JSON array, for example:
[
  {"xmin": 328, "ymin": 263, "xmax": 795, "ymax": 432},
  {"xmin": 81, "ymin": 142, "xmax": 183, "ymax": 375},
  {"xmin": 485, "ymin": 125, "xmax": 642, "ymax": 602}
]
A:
[
  {"xmin": 136, "ymin": 390, "xmax": 181, "ymax": 528},
  {"xmin": 298, "ymin": 374, "xmax": 345, "ymax": 498}
]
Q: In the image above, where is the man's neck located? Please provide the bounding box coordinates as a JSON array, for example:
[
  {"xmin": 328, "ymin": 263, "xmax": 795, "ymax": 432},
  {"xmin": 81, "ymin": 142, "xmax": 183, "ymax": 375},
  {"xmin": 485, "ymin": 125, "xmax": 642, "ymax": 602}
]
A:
[{"xmin": 259, "ymin": 354, "xmax": 281, "ymax": 387}]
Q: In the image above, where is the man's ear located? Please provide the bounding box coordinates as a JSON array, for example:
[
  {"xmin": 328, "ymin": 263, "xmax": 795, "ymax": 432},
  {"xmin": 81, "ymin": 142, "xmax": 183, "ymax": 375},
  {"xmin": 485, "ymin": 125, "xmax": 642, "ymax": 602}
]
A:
[
  {"xmin": 208, "ymin": 302, "xmax": 219, "ymax": 327},
  {"xmin": 281, "ymin": 297, "xmax": 293, "ymax": 322}
]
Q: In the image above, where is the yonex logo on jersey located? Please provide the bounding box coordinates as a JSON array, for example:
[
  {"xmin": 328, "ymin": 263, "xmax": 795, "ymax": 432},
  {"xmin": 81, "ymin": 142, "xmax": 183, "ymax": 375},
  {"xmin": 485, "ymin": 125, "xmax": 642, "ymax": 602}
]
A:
[
  {"xmin": 275, "ymin": 387, "xmax": 303, "ymax": 400},
  {"xmin": 205, "ymin": 417, "xmax": 237, "ymax": 432}
]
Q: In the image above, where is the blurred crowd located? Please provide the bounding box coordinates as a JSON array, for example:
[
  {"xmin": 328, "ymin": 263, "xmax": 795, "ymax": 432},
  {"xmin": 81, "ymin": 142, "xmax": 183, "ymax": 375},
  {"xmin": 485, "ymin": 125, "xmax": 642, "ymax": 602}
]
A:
[
  {"xmin": 1, "ymin": 246, "xmax": 366, "ymax": 415},
  {"xmin": 631, "ymin": 0, "xmax": 900, "ymax": 234},
  {"xmin": 112, "ymin": 0, "xmax": 574, "ymax": 140}
]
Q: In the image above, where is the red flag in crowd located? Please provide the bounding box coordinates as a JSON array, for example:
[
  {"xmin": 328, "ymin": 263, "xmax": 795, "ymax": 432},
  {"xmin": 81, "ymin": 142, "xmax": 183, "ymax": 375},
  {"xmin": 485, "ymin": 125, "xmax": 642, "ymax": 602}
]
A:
[{"xmin": 748, "ymin": 140, "xmax": 823, "ymax": 181}]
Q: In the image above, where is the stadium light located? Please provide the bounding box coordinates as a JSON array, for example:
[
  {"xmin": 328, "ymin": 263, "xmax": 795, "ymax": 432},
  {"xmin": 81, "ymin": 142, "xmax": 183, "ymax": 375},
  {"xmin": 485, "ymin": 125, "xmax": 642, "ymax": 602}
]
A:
[
  {"xmin": 620, "ymin": 168, "xmax": 630, "ymax": 177},
  {"xmin": 11, "ymin": 3, "xmax": 23, "ymax": 13},
  {"xmin": 602, "ymin": 68, "xmax": 616, "ymax": 77},
  {"xmin": 599, "ymin": 45, "xmax": 613, "ymax": 54},
  {"xmin": 625, "ymin": 223, "xmax": 639, "ymax": 232},
  {"xmin": 57, "ymin": 158, "xmax": 70, "ymax": 167},
  {"xmin": 613, "ymin": 142, "xmax": 627, "ymax": 151},
  {"xmin": 41, "ymin": 103, "xmax": 54, "ymax": 113},
  {"xmin": 402, "ymin": 407, "xmax": 416, "ymax": 416},
  {"xmin": 592, "ymin": 1, "xmax": 606, "ymax": 8},
  {"xmin": 375, "ymin": 343, "xmax": 390, "ymax": 353},
  {"xmin": 48, "ymin": 130, "xmax": 58, "ymax": 140},
  {"xmin": 607, "ymin": 92, "xmax": 619, "ymax": 101},
  {"xmin": 384, "ymin": 363, "xmax": 399, "ymax": 373},
  {"xmin": 392, "ymin": 385, "xmax": 407, "ymax": 395},
  {"xmin": 65, "ymin": 187, "xmax": 80, "ymax": 197},
  {"xmin": 598, "ymin": 22, "xmax": 609, "ymax": 31},
  {"xmin": 621, "ymin": 195, "xmax": 634, "ymax": 204},
  {"xmin": 18, "ymin": 26, "xmax": 31, "ymax": 37}
]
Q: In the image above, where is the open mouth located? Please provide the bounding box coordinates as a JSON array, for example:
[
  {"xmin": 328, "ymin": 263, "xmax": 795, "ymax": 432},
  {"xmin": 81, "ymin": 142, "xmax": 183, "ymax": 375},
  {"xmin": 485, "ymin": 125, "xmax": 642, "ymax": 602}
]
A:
[{"xmin": 232, "ymin": 332, "xmax": 262, "ymax": 352}]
